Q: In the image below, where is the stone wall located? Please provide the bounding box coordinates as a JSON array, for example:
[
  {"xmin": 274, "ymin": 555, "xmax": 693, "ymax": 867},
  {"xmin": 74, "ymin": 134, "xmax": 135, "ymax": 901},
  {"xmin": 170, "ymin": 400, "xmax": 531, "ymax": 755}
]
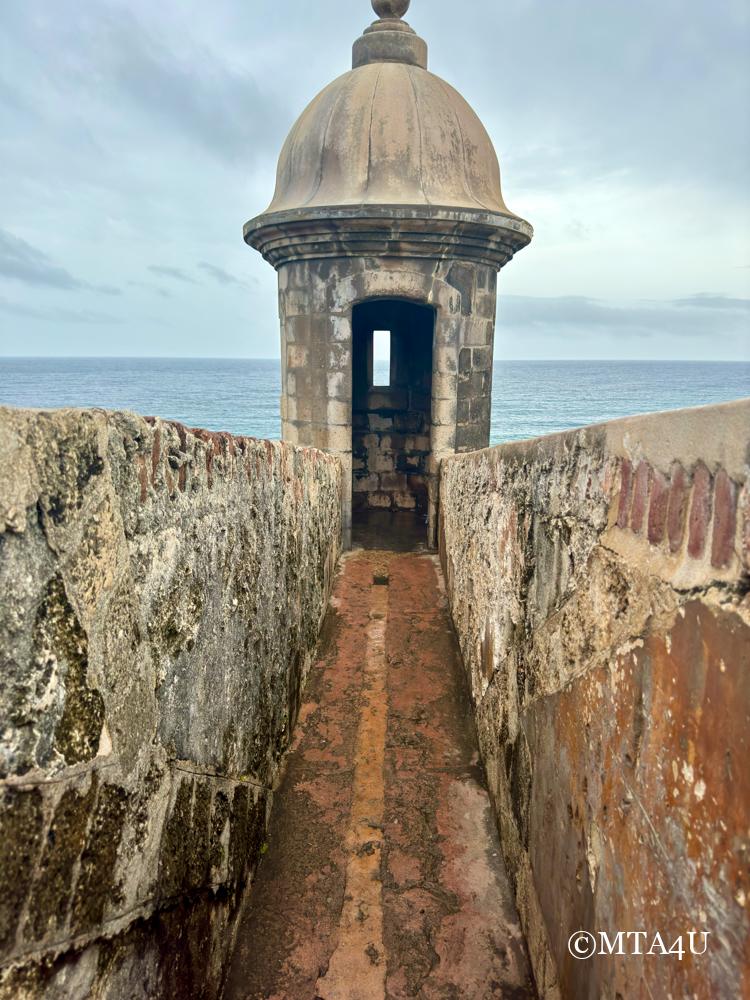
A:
[
  {"xmin": 439, "ymin": 399, "xmax": 750, "ymax": 999},
  {"xmin": 0, "ymin": 407, "xmax": 342, "ymax": 998}
]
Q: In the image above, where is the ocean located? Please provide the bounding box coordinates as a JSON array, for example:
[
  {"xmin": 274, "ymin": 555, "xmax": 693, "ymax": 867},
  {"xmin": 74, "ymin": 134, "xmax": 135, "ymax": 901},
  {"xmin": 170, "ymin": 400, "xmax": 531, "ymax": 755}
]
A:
[{"xmin": 0, "ymin": 358, "xmax": 747, "ymax": 446}]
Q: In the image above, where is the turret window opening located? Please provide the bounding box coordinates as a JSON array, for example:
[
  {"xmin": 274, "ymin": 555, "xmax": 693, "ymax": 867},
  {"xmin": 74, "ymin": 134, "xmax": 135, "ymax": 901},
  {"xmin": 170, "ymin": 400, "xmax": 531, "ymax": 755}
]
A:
[{"xmin": 373, "ymin": 330, "xmax": 391, "ymax": 387}]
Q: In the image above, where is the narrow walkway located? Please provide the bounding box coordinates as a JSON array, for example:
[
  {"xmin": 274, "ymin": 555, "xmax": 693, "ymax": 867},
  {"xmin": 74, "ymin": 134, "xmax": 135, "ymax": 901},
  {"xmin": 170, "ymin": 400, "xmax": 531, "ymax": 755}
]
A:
[{"xmin": 224, "ymin": 551, "xmax": 535, "ymax": 1000}]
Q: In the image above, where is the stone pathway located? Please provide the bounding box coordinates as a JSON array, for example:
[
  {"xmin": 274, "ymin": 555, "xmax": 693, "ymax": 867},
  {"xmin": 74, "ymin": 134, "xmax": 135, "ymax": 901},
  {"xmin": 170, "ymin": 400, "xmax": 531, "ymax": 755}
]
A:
[{"xmin": 224, "ymin": 551, "xmax": 535, "ymax": 1000}]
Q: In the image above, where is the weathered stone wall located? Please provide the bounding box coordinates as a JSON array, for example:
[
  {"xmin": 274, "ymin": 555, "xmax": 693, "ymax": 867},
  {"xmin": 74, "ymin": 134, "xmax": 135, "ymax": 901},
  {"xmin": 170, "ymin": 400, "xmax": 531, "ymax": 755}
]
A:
[
  {"xmin": 0, "ymin": 407, "xmax": 341, "ymax": 998},
  {"xmin": 439, "ymin": 399, "xmax": 750, "ymax": 999}
]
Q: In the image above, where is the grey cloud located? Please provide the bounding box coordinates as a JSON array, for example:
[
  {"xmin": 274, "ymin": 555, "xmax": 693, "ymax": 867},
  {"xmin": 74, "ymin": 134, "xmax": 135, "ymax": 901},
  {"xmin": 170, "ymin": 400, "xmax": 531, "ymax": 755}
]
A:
[
  {"xmin": 500, "ymin": 295, "xmax": 750, "ymax": 339},
  {"xmin": 128, "ymin": 280, "xmax": 172, "ymax": 299},
  {"xmin": 148, "ymin": 265, "xmax": 197, "ymax": 285},
  {"xmin": 432, "ymin": 0, "xmax": 750, "ymax": 193},
  {"xmin": 197, "ymin": 262, "xmax": 248, "ymax": 287},
  {"xmin": 99, "ymin": 8, "xmax": 288, "ymax": 164},
  {"xmin": 0, "ymin": 229, "xmax": 121, "ymax": 296},
  {"xmin": 0, "ymin": 297, "xmax": 120, "ymax": 325},
  {"xmin": 671, "ymin": 294, "xmax": 750, "ymax": 311},
  {"xmin": 0, "ymin": 228, "xmax": 81, "ymax": 290}
]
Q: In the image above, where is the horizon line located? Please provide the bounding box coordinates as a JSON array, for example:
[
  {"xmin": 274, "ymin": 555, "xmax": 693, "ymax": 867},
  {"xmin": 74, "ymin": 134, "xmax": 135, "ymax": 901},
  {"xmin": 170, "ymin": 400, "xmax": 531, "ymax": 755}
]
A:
[{"xmin": 1, "ymin": 356, "xmax": 748, "ymax": 364}]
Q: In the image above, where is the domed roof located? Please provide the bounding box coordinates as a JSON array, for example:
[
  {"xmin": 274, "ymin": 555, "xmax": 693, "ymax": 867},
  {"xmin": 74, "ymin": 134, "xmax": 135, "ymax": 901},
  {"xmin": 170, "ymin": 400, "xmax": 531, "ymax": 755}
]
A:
[
  {"xmin": 245, "ymin": 1, "xmax": 532, "ymax": 269},
  {"xmin": 265, "ymin": 61, "xmax": 511, "ymax": 216}
]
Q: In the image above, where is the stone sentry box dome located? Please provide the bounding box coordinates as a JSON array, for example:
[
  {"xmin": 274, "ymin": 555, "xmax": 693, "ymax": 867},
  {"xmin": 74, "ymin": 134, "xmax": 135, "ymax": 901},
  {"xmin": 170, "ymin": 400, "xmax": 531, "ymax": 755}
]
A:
[{"xmin": 245, "ymin": 0, "xmax": 532, "ymax": 547}]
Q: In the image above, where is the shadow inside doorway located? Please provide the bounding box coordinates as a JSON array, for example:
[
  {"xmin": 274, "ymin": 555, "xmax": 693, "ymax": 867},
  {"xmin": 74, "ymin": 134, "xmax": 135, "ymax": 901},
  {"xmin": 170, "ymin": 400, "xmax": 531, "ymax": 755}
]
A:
[{"xmin": 351, "ymin": 510, "xmax": 431, "ymax": 553}]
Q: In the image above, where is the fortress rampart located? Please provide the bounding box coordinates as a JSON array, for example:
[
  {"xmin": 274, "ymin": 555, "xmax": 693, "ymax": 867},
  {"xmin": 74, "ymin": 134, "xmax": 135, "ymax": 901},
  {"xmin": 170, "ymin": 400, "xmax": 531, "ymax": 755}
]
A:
[
  {"xmin": 440, "ymin": 398, "xmax": 750, "ymax": 999},
  {"xmin": 0, "ymin": 400, "xmax": 747, "ymax": 997},
  {"xmin": 0, "ymin": 407, "xmax": 340, "ymax": 997}
]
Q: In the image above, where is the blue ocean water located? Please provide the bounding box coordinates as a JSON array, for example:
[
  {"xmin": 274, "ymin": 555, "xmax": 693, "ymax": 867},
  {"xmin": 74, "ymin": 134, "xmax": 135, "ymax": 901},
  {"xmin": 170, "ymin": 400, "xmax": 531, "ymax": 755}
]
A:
[{"xmin": 0, "ymin": 358, "xmax": 747, "ymax": 446}]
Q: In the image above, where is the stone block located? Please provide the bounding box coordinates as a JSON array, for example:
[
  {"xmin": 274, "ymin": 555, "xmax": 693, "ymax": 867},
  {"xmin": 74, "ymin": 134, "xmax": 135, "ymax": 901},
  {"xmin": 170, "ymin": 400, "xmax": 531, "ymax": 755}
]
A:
[
  {"xmin": 367, "ymin": 389, "xmax": 408, "ymax": 412},
  {"xmin": 476, "ymin": 291, "xmax": 497, "ymax": 320},
  {"xmin": 617, "ymin": 459, "xmax": 632, "ymax": 529},
  {"xmin": 667, "ymin": 463, "xmax": 689, "ymax": 553},
  {"xmin": 379, "ymin": 472, "xmax": 407, "ymax": 492},
  {"xmin": 711, "ymin": 468, "xmax": 737, "ymax": 568},
  {"xmin": 404, "ymin": 435, "xmax": 431, "ymax": 453},
  {"xmin": 292, "ymin": 395, "xmax": 312, "ymax": 424},
  {"xmin": 326, "ymin": 399, "xmax": 350, "ymax": 427},
  {"xmin": 688, "ymin": 462, "xmax": 713, "ymax": 559},
  {"xmin": 286, "ymin": 344, "xmax": 308, "ymax": 370},
  {"xmin": 647, "ymin": 469, "xmax": 669, "ymax": 545},
  {"xmin": 327, "ymin": 370, "xmax": 351, "ymax": 400},
  {"xmin": 629, "ymin": 460, "xmax": 650, "ymax": 534},
  {"xmin": 433, "ymin": 399, "xmax": 457, "ymax": 427},
  {"xmin": 400, "ymin": 454, "xmax": 425, "ymax": 472},
  {"xmin": 279, "ymin": 289, "xmax": 315, "ymax": 319},
  {"xmin": 432, "ymin": 372, "xmax": 458, "ymax": 400},
  {"xmin": 470, "ymin": 397, "xmax": 491, "ymax": 424},
  {"xmin": 445, "ymin": 262, "xmax": 475, "ymax": 315},
  {"xmin": 471, "ymin": 347, "xmax": 493, "ymax": 372},
  {"xmin": 353, "ymin": 474, "xmax": 379, "ymax": 493},
  {"xmin": 461, "ymin": 318, "xmax": 493, "ymax": 347},
  {"xmin": 455, "ymin": 423, "xmax": 487, "ymax": 452},
  {"xmin": 431, "ymin": 425, "xmax": 455, "ymax": 453},
  {"xmin": 434, "ymin": 346, "xmax": 458, "ymax": 375},
  {"xmin": 362, "ymin": 433, "xmax": 387, "ymax": 450},
  {"xmin": 371, "ymin": 453, "xmax": 396, "ymax": 474},
  {"xmin": 401, "ymin": 413, "xmax": 428, "ymax": 435},
  {"xmin": 394, "ymin": 492, "xmax": 417, "ymax": 510},
  {"xmin": 368, "ymin": 414, "xmax": 393, "ymax": 432},
  {"xmin": 322, "ymin": 425, "xmax": 352, "ymax": 453},
  {"xmin": 457, "ymin": 371, "xmax": 491, "ymax": 397},
  {"xmin": 369, "ymin": 492, "xmax": 392, "ymax": 509},
  {"xmin": 329, "ymin": 315, "xmax": 351, "ymax": 344},
  {"xmin": 328, "ymin": 344, "xmax": 350, "ymax": 370},
  {"xmin": 459, "ymin": 348, "xmax": 473, "ymax": 375}
]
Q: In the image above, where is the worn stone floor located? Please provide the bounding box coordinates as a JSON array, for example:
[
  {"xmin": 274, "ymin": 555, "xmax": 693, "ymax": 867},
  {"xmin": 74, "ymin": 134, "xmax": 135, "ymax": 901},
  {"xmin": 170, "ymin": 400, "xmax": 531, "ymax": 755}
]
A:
[{"xmin": 224, "ymin": 549, "xmax": 535, "ymax": 1000}]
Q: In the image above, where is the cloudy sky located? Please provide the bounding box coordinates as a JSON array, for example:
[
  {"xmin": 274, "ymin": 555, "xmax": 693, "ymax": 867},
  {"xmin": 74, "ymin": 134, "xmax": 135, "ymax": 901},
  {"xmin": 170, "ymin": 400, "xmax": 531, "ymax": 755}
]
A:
[{"xmin": 0, "ymin": 0, "xmax": 748, "ymax": 360}]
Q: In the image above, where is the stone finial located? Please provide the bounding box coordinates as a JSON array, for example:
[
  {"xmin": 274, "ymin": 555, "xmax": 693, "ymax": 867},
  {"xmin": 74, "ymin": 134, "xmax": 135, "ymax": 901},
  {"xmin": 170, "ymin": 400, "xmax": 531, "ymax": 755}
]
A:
[
  {"xmin": 356, "ymin": 0, "xmax": 424, "ymax": 67},
  {"xmin": 372, "ymin": 0, "xmax": 410, "ymax": 18}
]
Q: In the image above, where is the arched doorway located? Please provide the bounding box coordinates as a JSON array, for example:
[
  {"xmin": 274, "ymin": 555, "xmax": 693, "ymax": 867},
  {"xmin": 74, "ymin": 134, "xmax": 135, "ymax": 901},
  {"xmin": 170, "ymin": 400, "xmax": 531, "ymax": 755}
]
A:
[{"xmin": 351, "ymin": 299, "xmax": 435, "ymax": 548}]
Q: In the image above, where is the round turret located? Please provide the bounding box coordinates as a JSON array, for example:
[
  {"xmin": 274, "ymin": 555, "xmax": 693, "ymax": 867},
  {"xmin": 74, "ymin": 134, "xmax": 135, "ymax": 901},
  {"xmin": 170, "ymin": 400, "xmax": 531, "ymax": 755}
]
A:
[{"xmin": 244, "ymin": 1, "xmax": 533, "ymax": 548}]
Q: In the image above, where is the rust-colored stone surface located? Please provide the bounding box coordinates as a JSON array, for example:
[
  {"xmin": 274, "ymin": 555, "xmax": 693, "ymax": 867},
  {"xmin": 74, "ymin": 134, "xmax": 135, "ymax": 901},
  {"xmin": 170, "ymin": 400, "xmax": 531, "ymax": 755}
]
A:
[
  {"xmin": 712, "ymin": 467, "xmax": 738, "ymax": 568},
  {"xmin": 688, "ymin": 461, "xmax": 713, "ymax": 559},
  {"xmin": 667, "ymin": 461, "xmax": 689, "ymax": 553},
  {"xmin": 647, "ymin": 467, "xmax": 669, "ymax": 545},
  {"xmin": 440, "ymin": 400, "xmax": 750, "ymax": 999},
  {"xmin": 225, "ymin": 551, "xmax": 534, "ymax": 1000},
  {"xmin": 527, "ymin": 601, "xmax": 749, "ymax": 999},
  {"xmin": 629, "ymin": 460, "xmax": 650, "ymax": 534}
]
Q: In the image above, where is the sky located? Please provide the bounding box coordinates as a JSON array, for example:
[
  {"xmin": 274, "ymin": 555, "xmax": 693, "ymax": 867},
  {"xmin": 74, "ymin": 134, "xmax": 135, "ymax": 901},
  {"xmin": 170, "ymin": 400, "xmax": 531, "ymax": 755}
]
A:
[{"xmin": 0, "ymin": 0, "xmax": 748, "ymax": 361}]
